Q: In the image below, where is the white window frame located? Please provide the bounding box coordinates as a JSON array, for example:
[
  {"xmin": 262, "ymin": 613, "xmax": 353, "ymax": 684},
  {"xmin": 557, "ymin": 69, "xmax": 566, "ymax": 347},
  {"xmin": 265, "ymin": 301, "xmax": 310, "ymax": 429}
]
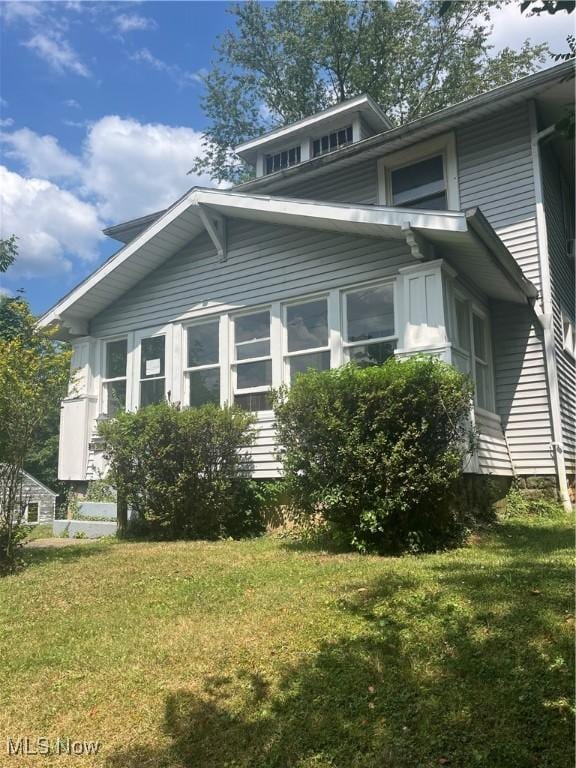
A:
[
  {"xmin": 341, "ymin": 279, "xmax": 398, "ymax": 363},
  {"xmin": 230, "ymin": 305, "xmax": 274, "ymax": 413},
  {"xmin": 377, "ymin": 132, "xmax": 460, "ymax": 210},
  {"xmin": 561, "ymin": 311, "xmax": 576, "ymax": 360},
  {"xmin": 312, "ymin": 124, "xmax": 354, "ymax": 158},
  {"xmin": 134, "ymin": 325, "xmax": 172, "ymax": 409},
  {"xmin": 101, "ymin": 335, "xmax": 129, "ymax": 417},
  {"xmin": 25, "ymin": 501, "xmax": 39, "ymax": 524},
  {"xmin": 282, "ymin": 293, "xmax": 331, "ymax": 385},
  {"xmin": 183, "ymin": 317, "xmax": 223, "ymax": 408}
]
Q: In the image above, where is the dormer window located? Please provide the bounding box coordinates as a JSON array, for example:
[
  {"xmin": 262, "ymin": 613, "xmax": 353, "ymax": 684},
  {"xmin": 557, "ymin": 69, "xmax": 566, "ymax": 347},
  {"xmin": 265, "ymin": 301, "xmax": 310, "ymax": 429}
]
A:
[
  {"xmin": 265, "ymin": 145, "xmax": 301, "ymax": 175},
  {"xmin": 312, "ymin": 125, "xmax": 353, "ymax": 158}
]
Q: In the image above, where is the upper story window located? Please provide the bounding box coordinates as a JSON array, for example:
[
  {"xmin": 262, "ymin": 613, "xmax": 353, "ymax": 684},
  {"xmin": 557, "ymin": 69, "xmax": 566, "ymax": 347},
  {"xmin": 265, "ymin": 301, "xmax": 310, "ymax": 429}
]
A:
[
  {"xmin": 312, "ymin": 125, "xmax": 353, "ymax": 158},
  {"xmin": 232, "ymin": 309, "xmax": 272, "ymax": 411},
  {"xmin": 378, "ymin": 133, "xmax": 459, "ymax": 211},
  {"xmin": 140, "ymin": 336, "xmax": 166, "ymax": 407},
  {"xmin": 390, "ymin": 155, "xmax": 447, "ymax": 210},
  {"xmin": 186, "ymin": 320, "xmax": 221, "ymax": 407},
  {"xmin": 103, "ymin": 338, "xmax": 127, "ymax": 416},
  {"xmin": 265, "ymin": 145, "xmax": 301, "ymax": 175},
  {"xmin": 342, "ymin": 283, "xmax": 396, "ymax": 366}
]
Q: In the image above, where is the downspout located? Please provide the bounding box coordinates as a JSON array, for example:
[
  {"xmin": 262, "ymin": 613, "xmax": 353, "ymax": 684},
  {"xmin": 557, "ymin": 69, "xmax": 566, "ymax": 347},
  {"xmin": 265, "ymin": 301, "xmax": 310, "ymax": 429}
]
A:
[{"xmin": 528, "ymin": 101, "xmax": 572, "ymax": 511}]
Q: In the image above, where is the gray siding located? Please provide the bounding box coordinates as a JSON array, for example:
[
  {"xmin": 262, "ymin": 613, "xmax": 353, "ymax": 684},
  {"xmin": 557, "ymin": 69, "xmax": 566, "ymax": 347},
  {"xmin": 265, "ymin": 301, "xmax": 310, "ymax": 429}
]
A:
[
  {"xmin": 457, "ymin": 103, "xmax": 554, "ymax": 476},
  {"xmin": 21, "ymin": 474, "xmax": 56, "ymax": 523},
  {"xmin": 475, "ymin": 410, "xmax": 513, "ymax": 476},
  {"xmin": 542, "ymin": 146, "xmax": 576, "ymax": 474},
  {"xmin": 280, "ymin": 158, "xmax": 378, "ymax": 205}
]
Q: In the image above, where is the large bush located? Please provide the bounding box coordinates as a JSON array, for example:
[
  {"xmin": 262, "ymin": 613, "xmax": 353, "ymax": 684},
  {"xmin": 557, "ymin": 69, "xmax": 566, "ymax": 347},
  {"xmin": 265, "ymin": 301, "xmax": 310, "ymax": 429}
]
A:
[
  {"xmin": 273, "ymin": 356, "xmax": 475, "ymax": 553},
  {"xmin": 99, "ymin": 403, "xmax": 264, "ymax": 539}
]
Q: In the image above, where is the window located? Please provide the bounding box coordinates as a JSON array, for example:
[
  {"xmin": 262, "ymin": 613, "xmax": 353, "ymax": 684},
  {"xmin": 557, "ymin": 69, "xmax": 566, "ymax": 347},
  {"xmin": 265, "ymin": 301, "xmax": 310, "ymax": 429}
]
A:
[
  {"xmin": 451, "ymin": 295, "xmax": 494, "ymax": 411},
  {"xmin": 140, "ymin": 336, "xmax": 166, "ymax": 407},
  {"xmin": 185, "ymin": 321, "xmax": 221, "ymax": 407},
  {"xmin": 562, "ymin": 313, "xmax": 576, "ymax": 359},
  {"xmin": 27, "ymin": 502, "xmax": 39, "ymax": 523},
  {"xmin": 103, "ymin": 339, "xmax": 127, "ymax": 416},
  {"xmin": 343, "ymin": 283, "xmax": 396, "ymax": 366},
  {"xmin": 233, "ymin": 310, "xmax": 272, "ymax": 411},
  {"xmin": 312, "ymin": 125, "xmax": 353, "ymax": 157},
  {"xmin": 452, "ymin": 297, "xmax": 471, "ymax": 376},
  {"xmin": 378, "ymin": 133, "xmax": 458, "ymax": 210},
  {"xmin": 284, "ymin": 298, "xmax": 330, "ymax": 383},
  {"xmin": 390, "ymin": 154, "xmax": 447, "ymax": 210},
  {"xmin": 265, "ymin": 145, "xmax": 301, "ymax": 174},
  {"xmin": 472, "ymin": 313, "xmax": 492, "ymax": 411}
]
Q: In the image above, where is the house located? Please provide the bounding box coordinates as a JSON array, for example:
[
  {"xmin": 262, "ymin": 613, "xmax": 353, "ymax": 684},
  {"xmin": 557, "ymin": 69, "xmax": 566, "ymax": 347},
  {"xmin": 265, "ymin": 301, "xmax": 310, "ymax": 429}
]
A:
[
  {"xmin": 3, "ymin": 470, "xmax": 58, "ymax": 524},
  {"xmin": 39, "ymin": 62, "xmax": 575, "ymax": 508}
]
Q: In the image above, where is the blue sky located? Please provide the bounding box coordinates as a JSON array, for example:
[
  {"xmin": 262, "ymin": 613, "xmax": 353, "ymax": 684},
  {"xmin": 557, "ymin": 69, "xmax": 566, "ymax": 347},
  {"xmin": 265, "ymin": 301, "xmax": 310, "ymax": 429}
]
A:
[{"xmin": 0, "ymin": 1, "xmax": 571, "ymax": 315}]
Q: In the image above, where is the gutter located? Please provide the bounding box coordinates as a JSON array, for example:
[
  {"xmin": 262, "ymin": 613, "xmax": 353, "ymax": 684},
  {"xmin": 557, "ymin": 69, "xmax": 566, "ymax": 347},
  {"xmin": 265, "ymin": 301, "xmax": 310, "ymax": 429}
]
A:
[{"xmin": 528, "ymin": 100, "xmax": 572, "ymax": 511}]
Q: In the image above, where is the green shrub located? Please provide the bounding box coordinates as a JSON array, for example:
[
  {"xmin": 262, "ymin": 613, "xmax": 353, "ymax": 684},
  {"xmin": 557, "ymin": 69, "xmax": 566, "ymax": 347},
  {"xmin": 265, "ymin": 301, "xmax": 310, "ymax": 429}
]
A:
[
  {"xmin": 273, "ymin": 356, "xmax": 475, "ymax": 554},
  {"xmin": 99, "ymin": 402, "xmax": 264, "ymax": 540},
  {"xmin": 502, "ymin": 487, "xmax": 566, "ymax": 519}
]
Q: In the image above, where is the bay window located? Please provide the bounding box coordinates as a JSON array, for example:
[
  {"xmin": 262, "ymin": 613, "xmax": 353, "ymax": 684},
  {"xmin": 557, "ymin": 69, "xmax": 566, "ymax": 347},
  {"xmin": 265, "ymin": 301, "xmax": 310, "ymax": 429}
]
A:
[
  {"xmin": 472, "ymin": 313, "xmax": 492, "ymax": 411},
  {"xmin": 343, "ymin": 283, "xmax": 396, "ymax": 366},
  {"xmin": 284, "ymin": 297, "xmax": 330, "ymax": 383},
  {"xmin": 185, "ymin": 320, "xmax": 221, "ymax": 407},
  {"xmin": 103, "ymin": 338, "xmax": 127, "ymax": 416},
  {"xmin": 451, "ymin": 294, "xmax": 494, "ymax": 411},
  {"xmin": 233, "ymin": 309, "xmax": 272, "ymax": 411},
  {"xmin": 140, "ymin": 335, "xmax": 166, "ymax": 407}
]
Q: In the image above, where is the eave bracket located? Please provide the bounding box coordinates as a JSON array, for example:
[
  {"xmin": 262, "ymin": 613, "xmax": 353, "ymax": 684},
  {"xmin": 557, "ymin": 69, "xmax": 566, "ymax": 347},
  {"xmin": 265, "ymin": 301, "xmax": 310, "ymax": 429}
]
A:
[
  {"xmin": 401, "ymin": 223, "xmax": 434, "ymax": 261},
  {"xmin": 198, "ymin": 204, "xmax": 228, "ymax": 261}
]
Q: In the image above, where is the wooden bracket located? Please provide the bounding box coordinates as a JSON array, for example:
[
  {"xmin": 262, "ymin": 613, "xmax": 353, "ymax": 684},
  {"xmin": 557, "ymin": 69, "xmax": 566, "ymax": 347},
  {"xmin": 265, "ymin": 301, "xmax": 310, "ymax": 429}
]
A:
[
  {"xmin": 401, "ymin": 223, "xmax": 434, "ymax": 261},
  {"xmin": 198, "ymin": 204, "xmax": 227, "ymax": 261}
]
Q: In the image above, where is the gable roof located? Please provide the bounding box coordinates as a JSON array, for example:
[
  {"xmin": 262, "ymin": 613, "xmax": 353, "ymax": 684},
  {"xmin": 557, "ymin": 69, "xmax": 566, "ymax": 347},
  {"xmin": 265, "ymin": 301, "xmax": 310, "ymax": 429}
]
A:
[{"xmin": 39, "ymin": 188, "xmax": 537, "ymax": 338}]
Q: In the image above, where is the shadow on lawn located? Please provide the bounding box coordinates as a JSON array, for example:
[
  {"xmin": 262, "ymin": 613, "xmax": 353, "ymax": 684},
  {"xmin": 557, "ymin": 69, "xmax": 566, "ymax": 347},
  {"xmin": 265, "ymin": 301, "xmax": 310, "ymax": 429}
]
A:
[
  {"xmin": 21, "ymin": 541, "xmax": 112, "ymax": 570},
  {"xmin": 106, "ymin": 519, "xmax": 574, "ymax": 768}
]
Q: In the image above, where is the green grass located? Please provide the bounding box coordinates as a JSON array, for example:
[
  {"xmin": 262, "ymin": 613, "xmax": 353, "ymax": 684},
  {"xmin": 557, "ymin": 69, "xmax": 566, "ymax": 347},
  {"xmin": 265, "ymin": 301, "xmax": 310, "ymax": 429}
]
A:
[
  {"xmin": 0, "ymin": 513, "xmax": 573, "ymax": 768},
  {"xmin": 24, "ymin": 522, "xmax": 53, "ymax": 541}
]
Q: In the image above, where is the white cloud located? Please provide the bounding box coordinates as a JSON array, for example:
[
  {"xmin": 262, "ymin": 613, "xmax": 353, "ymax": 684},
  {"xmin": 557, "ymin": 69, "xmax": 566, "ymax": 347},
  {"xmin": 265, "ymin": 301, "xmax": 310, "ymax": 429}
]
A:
[
  {"xmin": 0, "ymin": 166, "xmax": 104, "ymax": 278},
  {"xmin": 115, "ymin": 13, "xmax": 157, "ymax": 33},
  {"xmin": 488, "ymin": 4, "xmax": 572, "ymax": 56},
  {"xmin": 24, "ymin": 33, "xmax": 91, "ymax": 77},
  {"xmin": 81, "ymin": 116, "xmax": 211, "ymax": 220},
  {"xmin": 64, "ymin": 98, "xmax": 81, "ymax": 109},
  {"xmin": 130, "ymin": 48, "xmax": 204, "ymax": 87},
  {"xmin": 1, "ymin": 127, "xmax": 81, "ymax": 180},
  {"xmin": 0, "ymin": 118, "xmax": 14, "ymax": 128}
]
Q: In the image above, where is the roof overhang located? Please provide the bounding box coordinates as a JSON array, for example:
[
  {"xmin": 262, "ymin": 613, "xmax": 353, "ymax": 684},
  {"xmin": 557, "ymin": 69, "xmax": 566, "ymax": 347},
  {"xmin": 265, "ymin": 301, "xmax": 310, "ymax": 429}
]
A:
[{"xmin": 39, "ymin": 190, "xmax": 537, "ymax": 339}]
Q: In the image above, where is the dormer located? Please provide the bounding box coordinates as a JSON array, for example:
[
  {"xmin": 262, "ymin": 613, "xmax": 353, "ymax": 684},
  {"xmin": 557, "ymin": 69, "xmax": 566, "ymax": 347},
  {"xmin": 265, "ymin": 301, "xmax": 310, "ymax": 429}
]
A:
[{"xmin": 235, "ymin": 94, "xmax": 392, "ymax": 178}]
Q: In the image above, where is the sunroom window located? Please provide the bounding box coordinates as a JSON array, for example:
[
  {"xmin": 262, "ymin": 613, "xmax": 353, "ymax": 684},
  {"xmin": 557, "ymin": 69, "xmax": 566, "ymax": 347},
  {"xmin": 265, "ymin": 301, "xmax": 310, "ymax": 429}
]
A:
[
  {"xmin": 284, "ymin": 297, "xmax": 330, "ymax": 383},
  {"xmin": 186, "ymin": 320, "xmax": 220, "ymax": 407},
  {"xmin": 473, "ymin": 313, "xmax": 492, "ymax": 410},
  {"xmin": 103, "ymin": 338, "xmax": 127, "ymax": 416},
  {"xmin": 390, "ymin": 154, "xmax": 447, "ymax": 210},
  {"xmin": 451, "ymin": 295, "xmax": 494, "ymax": 411},
  {"xmin": 140, "ymin": 336, "xmax": 166, "ymax": 407},
  {"xmin": 343, "ymin": 283, "xmax": 396, "ymax": 366},
  {"xmin": 233, "ymin": 310, "xmax": 272, "ymax": 411}
]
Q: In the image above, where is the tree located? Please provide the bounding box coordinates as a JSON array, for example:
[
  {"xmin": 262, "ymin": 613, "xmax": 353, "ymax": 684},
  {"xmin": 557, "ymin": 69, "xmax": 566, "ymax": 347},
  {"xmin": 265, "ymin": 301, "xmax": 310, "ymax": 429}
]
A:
[
  {"xmin": 0, "ymin": 295, "xmax": 71, "ymax": 572},
  {"xmin": 193, "ymin": 0, "xmax": 548, "ymax": 183},
  {"xmin": 0, "ymin": 235, "xmax": 17, "ymax": 274}
]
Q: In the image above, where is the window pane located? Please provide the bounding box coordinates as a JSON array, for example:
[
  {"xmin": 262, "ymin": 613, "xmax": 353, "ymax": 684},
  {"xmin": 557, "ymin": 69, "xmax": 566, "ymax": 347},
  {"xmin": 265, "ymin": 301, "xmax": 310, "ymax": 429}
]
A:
[
  {"xmin": 236, "ymin": 339, "xmax": 270, "ymax": 360},
  {"xmin": 105, "ymin": 380, "xmax": 126, "ymax": 416},
  {"xmin": 140, "ymin": 378, "xmax": 165, "ymax": 407},
  {"xmin": 347, "ymin": 341, "xmax": 396, "ymax": 367},
  {"xmin": 188, "ymin": 321, "xmax": 219, "ymax": 367},
  {"xmin": 346, "ymin": 284, "xmax": 394, "ymax": 342},
  {"xmin": 236, "ymin": 360, "xmax": 271, "ymax": 390},
  {"xmin": 455, "ymin": 299, "xmax": 470, "ymax": 352},
  {"xmin": 391, "ymin": 155, "xmax": 445, "ymax": 208},
  {"xmin": 473, "ymin": 314, "xmax": 487, "ymax": 361},
  {"xmin": 234, "ymin": 392, "xmax": 272, "ymax": 411},
  {"xmin": 401, "ymin": 192, "xmax": 447, "ymax": 210},
  {"xmin": 289, "ymin": 351, "xmax": 330, "ymax": 380},
  {"xmin": 475, "ymin": 361, "xmax": 490, "ymax": 410},
  {"xmin": 27, "ymin": 503, "xmax": 39, "ymax": 523},
  {"xmin": 189, "ymin": 369, "xmax": 220, "ymax": 408},
  {"xmin": 106, "ymin": 339, "xmax": 127, "ymax": 379},
  {"xmin": 141, "ymin": 336, "xmax": 165, "ymax": 379},
  {"xmin": 287, "ymin": 299, "xmax": 328, "ymax": 352},
  {"xmin": 235, "ymin": 311, "xmax": 270, "ymax": 344}
]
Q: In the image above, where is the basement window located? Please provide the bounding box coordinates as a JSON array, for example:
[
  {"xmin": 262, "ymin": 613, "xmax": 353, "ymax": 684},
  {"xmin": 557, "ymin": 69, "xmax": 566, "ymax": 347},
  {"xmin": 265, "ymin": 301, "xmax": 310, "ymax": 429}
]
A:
[
  {"xmin": 312, "ymin": 125, "xmax": 353, "ymax": 157},
  {"xmin": 265, "ymin": 145, "xmax": 301, "ymax": 174}
]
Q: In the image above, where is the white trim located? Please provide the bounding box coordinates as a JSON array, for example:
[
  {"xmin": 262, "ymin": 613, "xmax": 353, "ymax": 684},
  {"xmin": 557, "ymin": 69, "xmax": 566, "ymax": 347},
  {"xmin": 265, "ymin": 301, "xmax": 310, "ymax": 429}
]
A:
[
  {"xmin": 529, "ymin": 100, "xmax": 571, "ymax": 510},
  {"xmin": 377, "ymin": 132, "xmax": 460, "ymax": 210}
]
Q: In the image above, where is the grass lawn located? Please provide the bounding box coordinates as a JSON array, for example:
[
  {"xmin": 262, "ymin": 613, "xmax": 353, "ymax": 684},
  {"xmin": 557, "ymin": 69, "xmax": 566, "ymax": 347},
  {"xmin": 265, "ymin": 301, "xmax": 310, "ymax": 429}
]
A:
[{"xmin": 0, "ymin": 513, "xmax": 573, "ymax": 768}]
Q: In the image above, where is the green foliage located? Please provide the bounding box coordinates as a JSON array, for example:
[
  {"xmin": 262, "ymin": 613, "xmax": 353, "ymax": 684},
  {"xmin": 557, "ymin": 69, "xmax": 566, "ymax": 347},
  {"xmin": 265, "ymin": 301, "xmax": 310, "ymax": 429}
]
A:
[
  {"xmin": 0, "ymin": 301, "xmax": 71, "ymax": 573},
  {"xmin": 99, "ymin": 402, "xmax": 265, "ymax": 540},
  {"xmin": 85, "ymin": 476, "xmax": 117, "ymax": 503},
  {"xmin": 273, "ymin": 356, "xmax": 475, "ymax": 553},
  {"xmin": 194, "ymin": 0, "xmax": 548, "ymax": 182},
  {"xmin": 0, "ymin": 235, "xmax": 17, "ymax": 274},
  {"xmin": 502, "ymin": 487, "xmax": 568, "ymax": 519}
]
